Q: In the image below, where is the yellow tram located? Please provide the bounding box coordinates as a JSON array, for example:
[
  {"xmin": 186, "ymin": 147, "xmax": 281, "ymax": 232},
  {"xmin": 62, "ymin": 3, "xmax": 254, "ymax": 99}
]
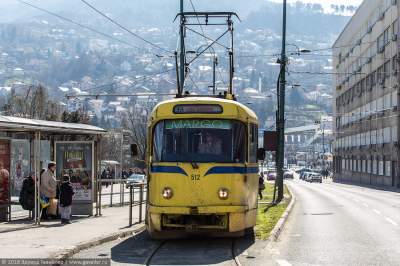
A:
[{"xmin": 145, "ymin": 95, "xmax": 261, "ymax": 238}]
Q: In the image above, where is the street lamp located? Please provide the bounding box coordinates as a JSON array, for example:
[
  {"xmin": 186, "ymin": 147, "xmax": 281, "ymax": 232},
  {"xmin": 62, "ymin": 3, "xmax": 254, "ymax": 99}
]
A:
[
  {"xmin": 286, "ymin": 43, "xmax": 311, "ymax": 56},
  {"xmin": 275, "ymin": 0, "xmax": 311, "ymax": 203}
]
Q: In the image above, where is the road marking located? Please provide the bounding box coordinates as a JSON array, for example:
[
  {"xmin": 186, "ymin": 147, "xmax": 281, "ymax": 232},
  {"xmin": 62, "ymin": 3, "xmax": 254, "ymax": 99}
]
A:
[
  {"xmin": 385, "ymin": 217, "xmax": 398, "ymax": 226},
  {"xmin": 353, "ymin": 198, "xmax": 359, "ymax": 203},
  {"xmin": 373, "ymin": 209, "xmax": 381, "ymax": 215},
  {"xmin": 362, "ymin": 203, "xmax": 369, "ymax": 208},
  {"xmin": 276, "ymin": 259, "xmax": 292, "ymax": 266}
]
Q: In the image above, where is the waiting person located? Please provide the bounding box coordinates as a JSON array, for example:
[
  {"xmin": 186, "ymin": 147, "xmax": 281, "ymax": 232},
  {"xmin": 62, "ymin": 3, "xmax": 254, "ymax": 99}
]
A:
[
  {"xmin": 258, "ymin": 172, "xmax": 265, "ymax": 200},
  {"xmin": 198, "ymin": 133, "xmax": 222, "ymax": 155},
  {"xmin": 40, "ymin": 162, "xmax": 57, "ymax": 220},
  {"xmin": 59, "ymin": 175, "xmax": 74, "ymax": 224},
  {"xmin": 19, "ymin": 172, "xmax": 35, "ymax": 212},
  {"xmin": 0, "ymin": 162, "xmax": 9, "ymax": 205}
]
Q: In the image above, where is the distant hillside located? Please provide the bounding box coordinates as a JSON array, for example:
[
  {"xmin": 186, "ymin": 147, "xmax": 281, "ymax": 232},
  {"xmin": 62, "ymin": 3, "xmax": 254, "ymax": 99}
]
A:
[{"xmin": 243, "ymin": 2, "xmax": 351, "ymax": 37}]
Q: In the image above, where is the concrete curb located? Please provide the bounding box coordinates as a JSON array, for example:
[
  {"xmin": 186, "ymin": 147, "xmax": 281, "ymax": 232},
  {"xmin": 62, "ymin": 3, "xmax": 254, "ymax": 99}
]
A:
[
  {"xmin": 267, "ymin": 184, "xmax": 296, "ymax": 242},
  {"xmin": 51, "ymin": 223, "xmax": 146, "ymax": 260}
]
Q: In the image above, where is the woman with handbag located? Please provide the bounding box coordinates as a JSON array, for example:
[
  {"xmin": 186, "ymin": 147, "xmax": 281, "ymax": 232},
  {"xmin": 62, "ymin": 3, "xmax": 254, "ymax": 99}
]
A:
[{"xmin": 40, "ymin": 162, "xmax": 58, "ymax": 220}]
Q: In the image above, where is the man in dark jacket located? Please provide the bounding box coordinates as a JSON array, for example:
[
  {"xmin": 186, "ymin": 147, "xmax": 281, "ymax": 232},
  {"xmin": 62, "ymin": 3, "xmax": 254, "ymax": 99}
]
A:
[
  {"xmin": 59, "ymin": 175, "xmax": 74, "ymax": 224},
  {"xmin": 19, "ymin": 173, "xmax": 35, "ymax": 211}
]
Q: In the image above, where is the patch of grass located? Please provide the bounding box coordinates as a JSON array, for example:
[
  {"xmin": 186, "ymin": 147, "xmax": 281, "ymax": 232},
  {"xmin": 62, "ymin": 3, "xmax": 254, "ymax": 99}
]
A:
[{"xmin": 255, "ymin": 182, "xmax": 291, "ymax": 240}]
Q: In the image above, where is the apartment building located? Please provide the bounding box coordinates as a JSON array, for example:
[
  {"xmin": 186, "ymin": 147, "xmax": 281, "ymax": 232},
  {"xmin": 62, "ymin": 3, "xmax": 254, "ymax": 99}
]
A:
[{"xmin": 333, "ymin": 0, "xmax": 400, "ymax": 188}]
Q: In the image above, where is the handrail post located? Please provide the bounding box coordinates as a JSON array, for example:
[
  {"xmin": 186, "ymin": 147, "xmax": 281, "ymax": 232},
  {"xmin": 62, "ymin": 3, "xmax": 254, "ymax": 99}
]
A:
[
  {"xmin": 110, "ymin": 179, "xmax": 113, "ymax": 207},
  {"xmin": 129, "ymin": 185, "xmax": 133, "ymax": 227},
  {"xmin": 139, "ymin": 183, "xmax": 144, "ymax": 223}
]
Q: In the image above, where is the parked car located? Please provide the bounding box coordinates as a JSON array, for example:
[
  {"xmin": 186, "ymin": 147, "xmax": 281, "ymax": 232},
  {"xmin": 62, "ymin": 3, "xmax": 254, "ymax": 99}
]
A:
[{"xmin": 126, "ymin": 173, "xmax": 146, "ymax": 188}]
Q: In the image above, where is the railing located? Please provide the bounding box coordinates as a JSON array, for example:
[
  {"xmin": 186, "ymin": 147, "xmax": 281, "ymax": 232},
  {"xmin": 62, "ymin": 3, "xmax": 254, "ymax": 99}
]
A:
[{"xmin": 95, "ymin": 179, "xmax": 147, "ymax": 223}]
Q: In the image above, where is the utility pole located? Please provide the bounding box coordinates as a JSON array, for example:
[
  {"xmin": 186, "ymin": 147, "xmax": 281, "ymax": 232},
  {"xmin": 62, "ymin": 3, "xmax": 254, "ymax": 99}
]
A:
[
  {"xmin": 322, "ymin": 122, "xmax": 326, "ymax": 174},
  {"xmin": 276, "ymin": 0, "xmax": 287, "ymax": 202},
  {"xmin": 179, "ymin": 0, "xmax": 185, "ymax": 96},
  {"xmin": 212, "ymin": 56, "xmax": 218, "ymax": 95}
]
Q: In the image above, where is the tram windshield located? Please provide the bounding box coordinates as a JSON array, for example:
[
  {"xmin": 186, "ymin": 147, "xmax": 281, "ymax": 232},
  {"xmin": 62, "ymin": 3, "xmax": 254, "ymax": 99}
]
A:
[{"xmin": 153, "ymin": 119, "xmax": 246, "ymax": 163}]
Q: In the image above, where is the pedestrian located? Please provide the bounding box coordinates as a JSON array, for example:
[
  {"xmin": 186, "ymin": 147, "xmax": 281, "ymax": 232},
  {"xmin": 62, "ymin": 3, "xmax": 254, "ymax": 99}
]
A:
[
  {"xmin": 0, "ymin": 161, "xmax": 10, "ymax": 205},
  {"xmin": 59, "ymin": 175, "xmax": 74, "ymax": 224},
  {"xmin": 258, "ymin": 172, "xmax": 265, "ymax": 200},
  {"xmin": 40, "ymin": 162, "xmax": 57, "ymax": 220},
  {"xmin": 19, "ymin": 172, "xmax": 35, "ymax": 212}
]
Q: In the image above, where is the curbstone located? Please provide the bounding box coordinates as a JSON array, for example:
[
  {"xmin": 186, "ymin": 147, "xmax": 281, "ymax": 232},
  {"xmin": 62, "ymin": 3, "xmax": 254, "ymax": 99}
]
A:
[
  {"xmin": 267, "ymin": 184, "xmax": 296, "ymax": 242},
  {"xmin": 51, "ymin": 223, "xmax": 146, "ymax": 260}
]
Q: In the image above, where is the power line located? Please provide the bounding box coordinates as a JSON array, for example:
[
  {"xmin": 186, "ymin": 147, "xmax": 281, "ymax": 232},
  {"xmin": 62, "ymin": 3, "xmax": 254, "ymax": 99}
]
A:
[
  {"xmin": 80, "ymin": 0, "xmax": 173, "ymax": 55},
  {"xmin": 77, "ymin": 68, "xmax": 175, "ymax": 93},
  {"xmin": 17, "ymin": 0, "xmax": 146, "ymax": 53},
  {"xmin": 188, "ymin": 0, "xmax": 227, "ymax": 87}
]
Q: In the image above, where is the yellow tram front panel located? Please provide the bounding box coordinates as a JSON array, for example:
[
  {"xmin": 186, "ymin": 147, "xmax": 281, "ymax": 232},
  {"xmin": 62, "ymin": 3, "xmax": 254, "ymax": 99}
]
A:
[{"xmin": 146, "ymin": 97, "xmax": 260, "ymax": 235}]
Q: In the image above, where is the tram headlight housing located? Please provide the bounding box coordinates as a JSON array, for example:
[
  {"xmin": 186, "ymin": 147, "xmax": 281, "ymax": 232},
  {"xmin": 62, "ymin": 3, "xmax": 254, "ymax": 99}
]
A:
[
  {"xmin": 162, "ymin": 187, "xmax": 173, "ymax": 199},
  {"xmin": 218, "ymin": 188, "xmax": 229, "ymax": 200}
]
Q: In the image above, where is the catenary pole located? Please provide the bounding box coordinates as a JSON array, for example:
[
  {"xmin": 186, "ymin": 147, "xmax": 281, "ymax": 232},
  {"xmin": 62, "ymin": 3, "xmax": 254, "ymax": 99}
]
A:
[
  {"xmin": 179, "ymin": 0, "xmax": 185, "ymax": 96},
  {"xmin": 276, "ymin": 0, "xmax": 287, "ymax": 202}
]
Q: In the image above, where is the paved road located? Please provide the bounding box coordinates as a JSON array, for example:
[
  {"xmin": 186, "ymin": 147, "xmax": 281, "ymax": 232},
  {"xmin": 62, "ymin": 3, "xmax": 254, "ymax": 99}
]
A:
[
  {"xmin": 256, "ymin": 179, "xmax": 400, "ymax": 266},
  {"xmin": 73, "ymin": 179, "xmax": 400, "ymax": 265}
]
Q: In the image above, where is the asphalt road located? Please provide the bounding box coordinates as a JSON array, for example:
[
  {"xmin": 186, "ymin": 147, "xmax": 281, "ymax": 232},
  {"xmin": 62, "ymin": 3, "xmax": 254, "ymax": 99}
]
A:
[
  {"xmin": 73, "ymin": 179, "xmax": 400, "ymax": 266},
  {"xmin": 255, "ymin": 179, "xmax": 400, "ymax": 266}
]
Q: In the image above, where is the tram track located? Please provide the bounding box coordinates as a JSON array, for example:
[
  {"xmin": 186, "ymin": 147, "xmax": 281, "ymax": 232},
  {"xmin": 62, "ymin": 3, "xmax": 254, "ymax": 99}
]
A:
[{"xmin": 145, "ymin": 238, "xmax": 242, "ymax": 266}]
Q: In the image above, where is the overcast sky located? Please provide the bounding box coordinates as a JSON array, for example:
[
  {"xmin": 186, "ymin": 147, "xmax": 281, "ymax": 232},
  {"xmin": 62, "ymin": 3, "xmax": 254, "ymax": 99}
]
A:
[{"xmin": 269, "ymin": 0, "xmax": 363, "ymax": 7}]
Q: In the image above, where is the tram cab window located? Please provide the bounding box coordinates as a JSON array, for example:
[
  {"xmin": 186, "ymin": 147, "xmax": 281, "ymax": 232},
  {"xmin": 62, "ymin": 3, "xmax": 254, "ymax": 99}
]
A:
[
  {"xmin": 249, "ymin": 124, "xmax": 258, "ymax": 163},
  {"xmin": 153, "ymin": 119, "xmax": 246, "ymax": 163}
]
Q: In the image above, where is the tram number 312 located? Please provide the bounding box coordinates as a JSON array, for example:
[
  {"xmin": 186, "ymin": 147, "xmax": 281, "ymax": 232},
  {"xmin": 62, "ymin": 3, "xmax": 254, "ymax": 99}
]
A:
[{"xmin": 191, "ymin": 174, "xmax": 200, "ymax": 181}]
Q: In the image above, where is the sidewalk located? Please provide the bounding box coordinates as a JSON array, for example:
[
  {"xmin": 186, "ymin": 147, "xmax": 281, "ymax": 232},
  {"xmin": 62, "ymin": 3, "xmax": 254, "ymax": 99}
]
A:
[{"xmin": 0, "ymin": 205, "xmax": 145, "ymax": 259}]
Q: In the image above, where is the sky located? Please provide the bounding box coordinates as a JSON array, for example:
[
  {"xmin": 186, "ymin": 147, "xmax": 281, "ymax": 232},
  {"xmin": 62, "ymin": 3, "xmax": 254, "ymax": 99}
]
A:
[{"xmin": 269, "ymin": 0, "xmax": 363, "ymax": 5}]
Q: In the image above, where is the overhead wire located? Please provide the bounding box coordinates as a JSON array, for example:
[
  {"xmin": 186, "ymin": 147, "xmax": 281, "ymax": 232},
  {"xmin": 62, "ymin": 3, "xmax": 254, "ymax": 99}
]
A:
[
  {"xmin": 188, "ymin": 0, "xmax": 228, "ymax": 87},
  {"xmin": 17, "ymin": 0, "xmax": 148, "ymax": 54},
  {"xmin": 80, "ymin": 0, "xmax": 173, "ymax": 56}
]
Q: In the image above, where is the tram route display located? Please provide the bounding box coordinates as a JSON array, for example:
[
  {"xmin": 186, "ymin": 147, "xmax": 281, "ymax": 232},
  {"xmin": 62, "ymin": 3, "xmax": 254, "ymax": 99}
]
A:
[{"xmin": 55, "ymin": 142, "xmax": 93, "ymax": 202}]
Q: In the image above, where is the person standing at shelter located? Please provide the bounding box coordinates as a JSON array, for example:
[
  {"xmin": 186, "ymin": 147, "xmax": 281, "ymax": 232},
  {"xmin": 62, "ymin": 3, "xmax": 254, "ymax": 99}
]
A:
[
  {"xmin": 59, "ymin": 175, "xmax": 74, "ymax": 224},
  {"xmin": 40, "ymin": 162, "xmax": 57, "ymax": 220},
  {"xmin": 0, "ymin": 162, "xmax": 9, "ymax": 205}
]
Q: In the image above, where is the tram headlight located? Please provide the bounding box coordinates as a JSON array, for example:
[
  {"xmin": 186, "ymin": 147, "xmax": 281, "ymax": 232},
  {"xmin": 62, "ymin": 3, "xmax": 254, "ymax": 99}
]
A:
[
  {"xmin": 162, "ymin": 187, "xmax": 173, "ymax": 199},
  {"xmin": 218, "ymin": 188, "xmax": 229, "ymax": 200}
]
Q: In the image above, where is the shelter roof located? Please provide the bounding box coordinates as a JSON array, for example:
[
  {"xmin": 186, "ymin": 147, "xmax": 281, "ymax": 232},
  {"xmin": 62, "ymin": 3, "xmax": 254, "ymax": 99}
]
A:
[{"xmin": 0, "ymin": 115, "xmax": 106, "ymax": 134}]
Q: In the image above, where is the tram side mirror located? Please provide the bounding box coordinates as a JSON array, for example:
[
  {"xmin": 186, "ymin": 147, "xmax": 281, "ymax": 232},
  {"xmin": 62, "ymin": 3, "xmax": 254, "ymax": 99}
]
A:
[
  {"xmin": 130, "ymin": 143, "xmax": 139, "ymax": 157},
  {"xmin": 257, "ymin": 148, "xmax": 266, "ymax": 161}
]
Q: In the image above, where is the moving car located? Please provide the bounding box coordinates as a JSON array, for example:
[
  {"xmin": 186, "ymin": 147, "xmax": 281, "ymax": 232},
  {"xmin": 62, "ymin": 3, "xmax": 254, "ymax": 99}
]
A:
[
  {"xmin": 283, "ymin": 170, "xmax": 294, "ymax": 179},
  {"xmin": 266, "ymin": 170, "xmax": 277, "ymax": 181},
  {"xmin": 306, "ymin": 173, "xmax": 322, "ymax": 183}
]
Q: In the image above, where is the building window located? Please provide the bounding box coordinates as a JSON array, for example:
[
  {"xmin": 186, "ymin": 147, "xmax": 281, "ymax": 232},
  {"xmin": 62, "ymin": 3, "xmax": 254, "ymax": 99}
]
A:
[
  {"xmin": 373, "ymin": 160, "xmax": 377, "ymax": 174},
  {"xmin": 379, "ymin": 161, "xmax": 384, "ymax": 176},
  {"xmin": 392, "ymin": 127, "xmax": 398, "ymax": 142},
  {"xmin": 367, "ymin": 160, "xmax": 371, "ymax": 173},
  {"xmin": 386, "ymin": 161, "xmax": 391, "ymax": 177},
  {"xmin": 384, "ymin": 60, "xmax": 391, "ymax": 78},
  {"xmin": 392, "ymin": 91, "xmax": 398, "ymax": 107}
]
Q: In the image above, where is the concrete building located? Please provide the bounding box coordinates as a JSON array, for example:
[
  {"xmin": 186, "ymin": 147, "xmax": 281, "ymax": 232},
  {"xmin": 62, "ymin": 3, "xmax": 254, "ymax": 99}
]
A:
[{"xmin": 333, "ymin": 0, "xmax": 400, "ymax": 188}]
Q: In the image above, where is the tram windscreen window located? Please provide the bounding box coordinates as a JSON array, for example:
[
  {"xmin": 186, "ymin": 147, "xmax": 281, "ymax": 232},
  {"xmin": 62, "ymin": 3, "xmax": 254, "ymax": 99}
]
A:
[{"xmin": 153, "ymin": 120, "xmax": 246, "ymax": 163}]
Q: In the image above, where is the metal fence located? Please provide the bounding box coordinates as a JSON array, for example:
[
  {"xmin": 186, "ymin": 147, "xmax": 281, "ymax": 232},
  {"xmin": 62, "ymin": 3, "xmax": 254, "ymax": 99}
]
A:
[{"xmin": 95, "ymin": 179, "xmax": 147, "ymax": 226}]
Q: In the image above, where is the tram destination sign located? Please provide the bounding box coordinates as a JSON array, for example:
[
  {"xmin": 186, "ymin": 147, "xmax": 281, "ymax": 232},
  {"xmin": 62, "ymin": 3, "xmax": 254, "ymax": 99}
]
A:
[
  {"xmin": 165, "ymin": 119, "xmax": 231, "ymax": 130},
  {"xmin": 173, "ymin": 104, "xmax": 223, "ymax": 114}
]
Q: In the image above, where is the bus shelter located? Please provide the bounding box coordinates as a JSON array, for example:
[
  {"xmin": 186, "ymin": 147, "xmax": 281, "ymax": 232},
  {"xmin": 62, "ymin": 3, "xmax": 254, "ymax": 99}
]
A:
[{"xmin": 0, "ymin": 115, "xmax": 106, "ymax": 224}]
